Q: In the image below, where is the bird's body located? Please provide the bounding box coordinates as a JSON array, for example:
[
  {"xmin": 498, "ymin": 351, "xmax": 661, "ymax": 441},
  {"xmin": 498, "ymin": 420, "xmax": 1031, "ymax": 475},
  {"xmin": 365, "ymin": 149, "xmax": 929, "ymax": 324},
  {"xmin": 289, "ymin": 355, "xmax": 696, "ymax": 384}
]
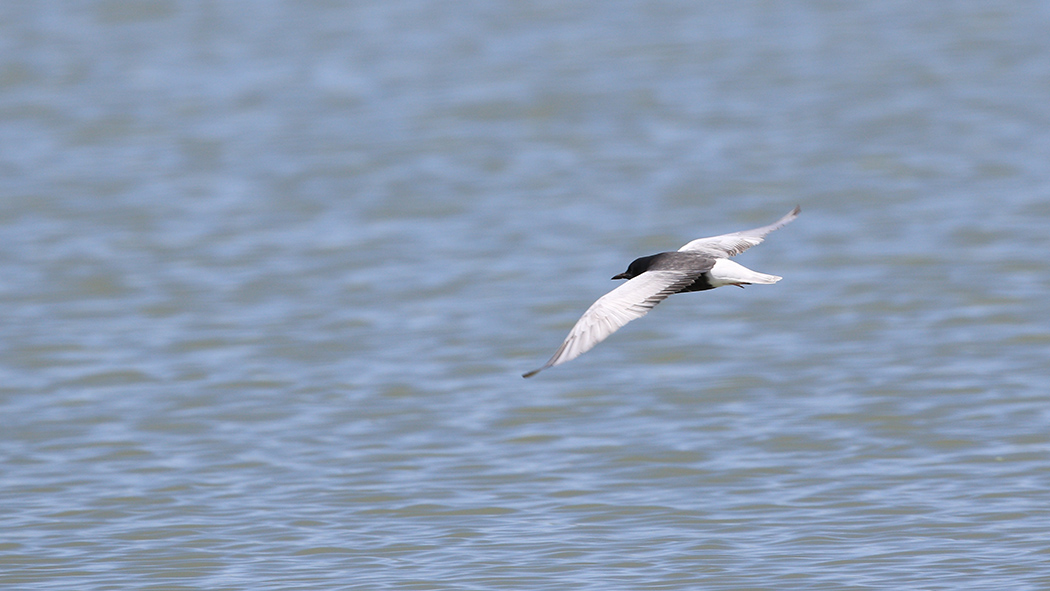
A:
[{"xmin": 523, "ymin": 206, "xmax": 800, "ymax": 378}]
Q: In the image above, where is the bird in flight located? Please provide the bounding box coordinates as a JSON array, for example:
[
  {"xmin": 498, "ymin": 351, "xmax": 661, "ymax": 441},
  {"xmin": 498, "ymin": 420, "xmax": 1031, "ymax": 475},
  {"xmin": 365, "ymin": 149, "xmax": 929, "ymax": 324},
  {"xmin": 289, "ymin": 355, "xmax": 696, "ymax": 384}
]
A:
[{"xmin": 523, "ymin": 206, "xmax": 800, "ymax": 378}]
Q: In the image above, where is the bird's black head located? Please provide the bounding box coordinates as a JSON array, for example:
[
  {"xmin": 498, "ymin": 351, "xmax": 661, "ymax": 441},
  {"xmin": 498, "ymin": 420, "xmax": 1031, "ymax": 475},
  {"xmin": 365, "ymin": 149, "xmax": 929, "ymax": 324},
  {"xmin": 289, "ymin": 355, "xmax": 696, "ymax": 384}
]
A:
[{"xmin": 611, "ymin": 254, "xmax": 660, "ymax": 280}]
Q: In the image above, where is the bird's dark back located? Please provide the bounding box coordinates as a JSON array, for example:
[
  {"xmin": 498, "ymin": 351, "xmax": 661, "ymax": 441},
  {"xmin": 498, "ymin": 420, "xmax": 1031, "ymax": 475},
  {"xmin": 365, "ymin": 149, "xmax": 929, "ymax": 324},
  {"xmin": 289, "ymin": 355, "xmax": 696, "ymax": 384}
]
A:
[{"xmin": 629, "ymin": 252, "xmax": 717, "ymax": 292}]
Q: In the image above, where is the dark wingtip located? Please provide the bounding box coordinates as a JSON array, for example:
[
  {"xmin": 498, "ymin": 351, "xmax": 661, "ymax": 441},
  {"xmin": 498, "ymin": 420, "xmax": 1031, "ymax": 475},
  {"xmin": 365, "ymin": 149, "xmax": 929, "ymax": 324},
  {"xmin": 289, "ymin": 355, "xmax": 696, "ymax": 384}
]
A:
[{"xmin": 522, "ymin": 368, "xmax": 541, "ymax": 378}]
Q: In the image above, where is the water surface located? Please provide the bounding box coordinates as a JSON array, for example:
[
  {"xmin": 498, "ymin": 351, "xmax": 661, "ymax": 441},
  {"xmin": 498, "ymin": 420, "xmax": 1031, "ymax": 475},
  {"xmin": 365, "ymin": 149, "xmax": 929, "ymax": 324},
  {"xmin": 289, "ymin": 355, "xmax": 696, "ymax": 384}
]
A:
[{"xmin": 2, "ymin": 2, "xmax": 1050, "ymax": 589}]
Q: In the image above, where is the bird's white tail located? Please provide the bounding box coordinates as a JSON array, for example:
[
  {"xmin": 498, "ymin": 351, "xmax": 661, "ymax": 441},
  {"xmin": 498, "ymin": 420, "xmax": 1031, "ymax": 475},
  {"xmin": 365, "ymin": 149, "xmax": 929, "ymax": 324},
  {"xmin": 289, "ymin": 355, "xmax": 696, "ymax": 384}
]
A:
[{"xmin": 708, "ymin": 258, "xmax": 781, "ymax": 287}]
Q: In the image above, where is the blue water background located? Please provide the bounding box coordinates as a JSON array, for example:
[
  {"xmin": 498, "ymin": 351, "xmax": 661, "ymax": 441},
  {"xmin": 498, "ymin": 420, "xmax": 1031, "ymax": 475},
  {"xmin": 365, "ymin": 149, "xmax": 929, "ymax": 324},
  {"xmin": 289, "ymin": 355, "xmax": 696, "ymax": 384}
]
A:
[{"xmin": 2, "ymin": 2, "xmax": 1049, "ymax": 589}]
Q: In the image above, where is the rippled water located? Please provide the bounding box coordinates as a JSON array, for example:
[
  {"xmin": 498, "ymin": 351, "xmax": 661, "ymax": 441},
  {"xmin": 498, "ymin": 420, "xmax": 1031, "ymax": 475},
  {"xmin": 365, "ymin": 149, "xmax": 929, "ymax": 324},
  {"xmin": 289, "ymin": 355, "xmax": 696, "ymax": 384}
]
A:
[{"xmin": 3, "ymin": 2, "xmax": 1050, "ymax": 589}]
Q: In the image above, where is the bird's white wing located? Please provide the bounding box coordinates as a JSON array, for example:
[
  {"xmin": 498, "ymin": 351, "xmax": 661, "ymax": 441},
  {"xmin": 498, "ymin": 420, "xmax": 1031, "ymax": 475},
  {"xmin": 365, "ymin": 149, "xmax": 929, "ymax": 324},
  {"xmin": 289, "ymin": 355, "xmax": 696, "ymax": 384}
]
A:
[
  {"xmin": 678, "ymin": 205, "xmax": 800, "ymax": 258},
  {"xmin": 523, "ymin": 270, "xmax": 698, "ymax": 377}
]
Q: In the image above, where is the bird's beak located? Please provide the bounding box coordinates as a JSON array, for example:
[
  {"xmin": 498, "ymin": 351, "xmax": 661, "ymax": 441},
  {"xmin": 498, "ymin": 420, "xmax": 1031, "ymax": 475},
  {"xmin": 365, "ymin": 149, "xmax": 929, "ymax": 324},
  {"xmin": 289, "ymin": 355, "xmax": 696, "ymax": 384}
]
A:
[{"xmin": 611, "ymin": 272, "xmax": 629, "ymax": 280}]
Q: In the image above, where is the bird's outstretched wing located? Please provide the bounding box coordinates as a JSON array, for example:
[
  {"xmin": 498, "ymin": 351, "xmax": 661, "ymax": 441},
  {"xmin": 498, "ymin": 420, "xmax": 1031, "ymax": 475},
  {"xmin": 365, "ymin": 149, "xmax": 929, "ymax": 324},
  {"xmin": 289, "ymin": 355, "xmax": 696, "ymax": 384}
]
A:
[
  {"xmin": 677, "ymin": 205, "xmax": 800, "ymax": 258},
  {"xmin": 523, "ymin": 270, "xmax": 699, "ymax": 378}
]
